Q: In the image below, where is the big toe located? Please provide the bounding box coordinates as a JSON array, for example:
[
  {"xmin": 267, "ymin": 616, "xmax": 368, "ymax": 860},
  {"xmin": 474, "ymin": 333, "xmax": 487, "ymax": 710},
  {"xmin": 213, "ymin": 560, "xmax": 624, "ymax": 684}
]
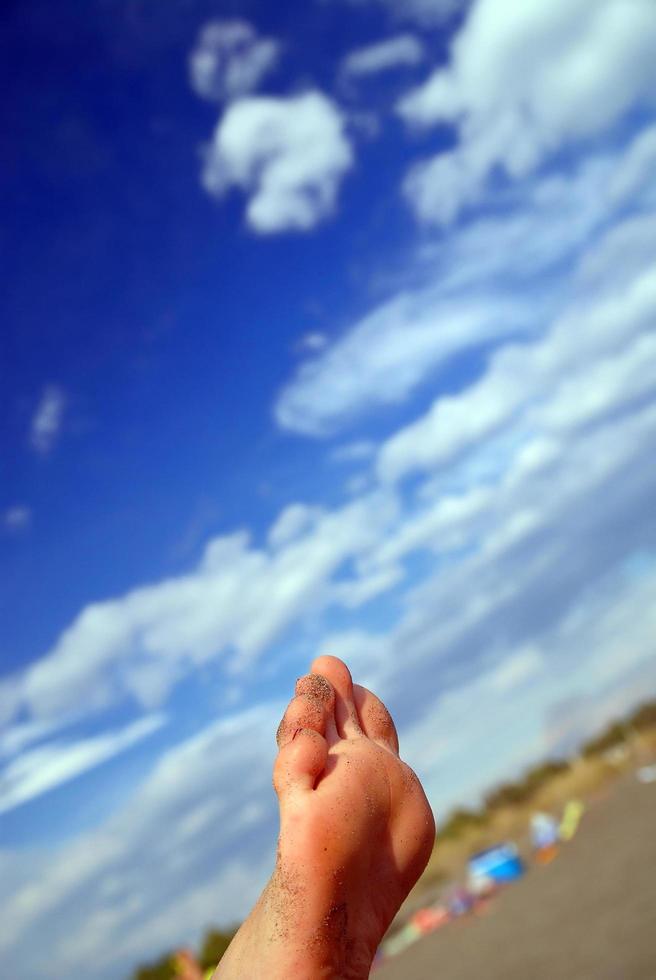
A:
[
  {"xmin": 311, "ymin": 655, "xmax": 362, "ymax": 740},
  {"xmin": 276, "ymin": 672, "xmax": 335, "ymax": 747},
  {"xmin": 274, "ymin": 728, "xmax": 328, "ymax": 798},
  {"xmin": 274, "ymin": 672, "xmax": 335, "ymax": 798}
]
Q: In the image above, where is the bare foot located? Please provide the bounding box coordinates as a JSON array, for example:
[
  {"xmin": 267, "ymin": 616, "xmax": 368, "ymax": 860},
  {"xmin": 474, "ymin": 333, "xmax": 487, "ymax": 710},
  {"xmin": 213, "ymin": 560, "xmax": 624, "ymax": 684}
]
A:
[{"xmin": 213, "ymin": 656, "xmax": 436, "ymax": 979}]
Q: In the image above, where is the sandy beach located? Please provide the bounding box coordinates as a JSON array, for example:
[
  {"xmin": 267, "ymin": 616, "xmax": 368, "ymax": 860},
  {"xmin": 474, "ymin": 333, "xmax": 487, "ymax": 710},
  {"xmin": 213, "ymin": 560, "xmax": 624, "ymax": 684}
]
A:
[{"xmin": 377, "ymin": 771, "xmax": 656, "ymax": 980}]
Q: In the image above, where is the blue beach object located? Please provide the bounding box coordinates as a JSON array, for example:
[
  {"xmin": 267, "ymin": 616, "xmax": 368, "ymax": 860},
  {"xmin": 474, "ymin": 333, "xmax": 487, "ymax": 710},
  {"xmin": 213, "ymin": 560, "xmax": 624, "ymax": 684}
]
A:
[{"xmin": 468, "ymin": 842, "xmax": 525, "ymax": 884}]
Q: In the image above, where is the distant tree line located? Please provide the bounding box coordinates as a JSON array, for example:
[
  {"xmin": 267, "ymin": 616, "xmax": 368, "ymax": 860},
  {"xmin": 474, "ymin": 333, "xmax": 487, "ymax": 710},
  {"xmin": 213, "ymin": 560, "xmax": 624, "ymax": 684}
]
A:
[
  {"xmin": 439, "ymin": 696, "xmax": 656, "ymax": 841},
  {"xmin": 439, "ymin": 758, "xmax": 571, "ymax": 839},
  {"xmin": 581, "ymin": 699, "xmax": 656, "ymax": 757}
]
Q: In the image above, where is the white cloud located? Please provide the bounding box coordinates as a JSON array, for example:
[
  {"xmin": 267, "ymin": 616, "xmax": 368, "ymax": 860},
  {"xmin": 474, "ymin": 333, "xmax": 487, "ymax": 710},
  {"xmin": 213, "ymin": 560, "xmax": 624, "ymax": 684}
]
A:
[
  {"xmin": 326, "ymin": 559, "xmax": 656, "ymax": 815},
  {"xmin": 0, "ymin": 714, "xmax": 87, "ymax": 759},
  {"xmin": 0, "ymin": 705, "xmax": 281, "ymax": 979},
  {"xmin": 1, "ymin": 492, "xmax": 398, "ymax": 727},
  {"xmin": 399, "ymin": 0, "xmax": 656, "ymax": 223},
  {"xmin": 189, "ymin": 20, "xmax": 280, "ymax": 102},
  {"xmin": 0, "ymin": 715, "xmax": 166, "ymax": 815},
  {"xmin": 417, "ymin": 124, "xmax": 656, "ymax": 291},
  {"xmin": 378, "ymin": 211, "xmax": 656, "ymax": 482},
  {"xmin": 201, "ymin": 92, "xmax": 353, "ymax": 233},
  {"xmin": 267, "ymin": 503, "xmax": 322, "ymax": 548},
  {"xmin": 296, "ymin": 331, "xmax": 328, "ymax": 353},
  {"xmin": 538, "ymin": 330, "xmax": 656, "ymax": 432},
  {"xmin": 6, "ymin": 302, "xmax": 656, "ymax": 976},
  {"xmin": 274, "ymin": 122, "xmax": 656, "ymax": 439},
  {"xmin": 330, "ymin": 562, "xmax": 404, "ymax": 609},
  {"xmin": 2, "ymin": 506, "xmax": 31, "ymax": 532},
  {"xmin": 340, "ymin": 34, "xmax": 425, "ymax": 78},
  {"xmin": 360, "ymin": 419, "xmax": 656, "ymax": 787},
  {"xmin": 7, "ymin": 57, "xmax": 656, "ymax": 980},
  {"xmin": 275, "ymin": 289, "xmax": 534, "ymax": 435},
  {"xmin": 488, "ymin": 647, "xmax": 544, "ymax": 693},
  {"xmin": 367, "ymin": 398, "xmax": 656, "ymax": 638},
  {"xmin": 29, "ymin": 385, "xmax": 65, "ymax": 454}
]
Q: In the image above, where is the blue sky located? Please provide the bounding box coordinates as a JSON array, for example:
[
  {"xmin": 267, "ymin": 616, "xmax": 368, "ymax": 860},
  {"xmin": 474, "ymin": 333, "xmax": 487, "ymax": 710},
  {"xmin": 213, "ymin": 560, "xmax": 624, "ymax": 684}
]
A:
[{"xmin": 2, "ymin": 0, "xmax": 656, "ymax": 976}]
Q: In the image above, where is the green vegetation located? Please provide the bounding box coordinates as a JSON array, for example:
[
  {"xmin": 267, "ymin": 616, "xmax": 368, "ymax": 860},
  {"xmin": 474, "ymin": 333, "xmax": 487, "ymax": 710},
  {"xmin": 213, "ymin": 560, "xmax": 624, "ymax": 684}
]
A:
[
  {"xmin": 439, "ymin": 807, "xmax": 488, "ymax": 840},
  {"xmin": 483, "ymin": 759, "xmax": 570, "ymax": 813},
  {"xmin": 581, "ymin": 721, "xmax": 631, "ymax": 757},
  {"xmin": 133, "ymin": 953, "xmax": 176, "ymax": 980},
  {"xmin": 630, "ymin": 699, "xmax": 656, "ymax": 731},
  {"xmin": 581, "ymin": 699, "xmax": 656, "ymax": 758},
  {"xmin": 198, "ymin": 927, "xmax": 237, "ymax": 972}
]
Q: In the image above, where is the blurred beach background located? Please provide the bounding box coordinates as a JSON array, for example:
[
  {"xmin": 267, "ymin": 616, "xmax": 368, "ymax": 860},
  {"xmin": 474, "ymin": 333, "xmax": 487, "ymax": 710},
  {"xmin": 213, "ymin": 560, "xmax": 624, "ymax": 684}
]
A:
[{"xmin": 2, "ymin": 1, "xmax": 656, "ymax": 977}]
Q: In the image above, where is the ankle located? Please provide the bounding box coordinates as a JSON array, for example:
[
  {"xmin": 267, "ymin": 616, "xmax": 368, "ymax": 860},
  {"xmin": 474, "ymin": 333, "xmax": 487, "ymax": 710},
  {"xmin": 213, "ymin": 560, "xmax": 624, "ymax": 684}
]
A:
[{"xmin": 213, "ymin": 874, "xmax": 375, "ymax": 980}]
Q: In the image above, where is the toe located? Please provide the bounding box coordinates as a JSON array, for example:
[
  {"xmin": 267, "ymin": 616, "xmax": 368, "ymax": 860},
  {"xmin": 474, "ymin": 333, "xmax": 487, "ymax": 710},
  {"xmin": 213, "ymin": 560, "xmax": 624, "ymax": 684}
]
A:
[
  {"xmin": 353, "ymin": 684, "xmax": 399, "ymax": 754},
  {"xmin": 311, "ymin": 655, "xmax": 362, "ymax": 740},
  {"xmin": 273, "ymin": 728, "xmax": 328, "ymax": 796},
  {"xmin": 295, "ymin": 672, "xmax": 335, "ymax": 711},
  {"xmin": 276, "ymin": 694, "xmax": 326, "ymax": 748}
]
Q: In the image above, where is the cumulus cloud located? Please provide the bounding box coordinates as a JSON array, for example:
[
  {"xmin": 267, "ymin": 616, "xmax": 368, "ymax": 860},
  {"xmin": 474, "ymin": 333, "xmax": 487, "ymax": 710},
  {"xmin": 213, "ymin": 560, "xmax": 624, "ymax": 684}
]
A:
[
  {"xmin": 189, "ymin": 20, "xmax": 280, "ymax": 103},
  {"xmin": 340, "ymin": 34, "xmax": 425, "ymax": 78},
  {"xmin": 201, "ymin": 92, "xmax": 353, "ymax": 233},
  {"xmin": 29, "ymin": 385, "xmax": 65, "ymax": 454},
  {"xmin": 399, "ymin": 0, "xmax": 656, "ymax": 223}
]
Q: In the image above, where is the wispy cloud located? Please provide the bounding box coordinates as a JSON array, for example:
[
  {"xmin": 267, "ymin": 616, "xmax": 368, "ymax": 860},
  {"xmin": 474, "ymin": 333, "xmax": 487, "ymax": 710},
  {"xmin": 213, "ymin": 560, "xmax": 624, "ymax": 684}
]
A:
[
  {"xmin": 340, "ymin": 34, "xmax": 425, "ymax": 78},
  {"xmin": 29, "ymin": 385, "xmax": 66, "ymax": 454},
  {"xmin": 275, "ymin": 289, "xmax": 535, "ymax": 435},
  {"xmin": 275, "ymin": 122, "xmax": 656, "ymax": 438},
  {"xmin": 377, "ymin": 213, "xmax": 656, "ymax": 482},
  {"xmin": 0, "ymin": 715, "xmax": 166, "ymax": 815},
  {"xmin": 0, "ymin": 706, "xmax": 280, "ymax": 979},
  {"xmin": 189, "ymin": 20, "xmax": 280, "ymax": 103}
]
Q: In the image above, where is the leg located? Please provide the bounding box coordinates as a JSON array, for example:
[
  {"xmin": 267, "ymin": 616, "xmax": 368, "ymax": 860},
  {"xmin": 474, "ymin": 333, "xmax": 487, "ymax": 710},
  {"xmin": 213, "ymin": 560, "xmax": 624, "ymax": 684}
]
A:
[{"xmin": 213, "ymin": 656, "xmax": 435, "ymax": 980}]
